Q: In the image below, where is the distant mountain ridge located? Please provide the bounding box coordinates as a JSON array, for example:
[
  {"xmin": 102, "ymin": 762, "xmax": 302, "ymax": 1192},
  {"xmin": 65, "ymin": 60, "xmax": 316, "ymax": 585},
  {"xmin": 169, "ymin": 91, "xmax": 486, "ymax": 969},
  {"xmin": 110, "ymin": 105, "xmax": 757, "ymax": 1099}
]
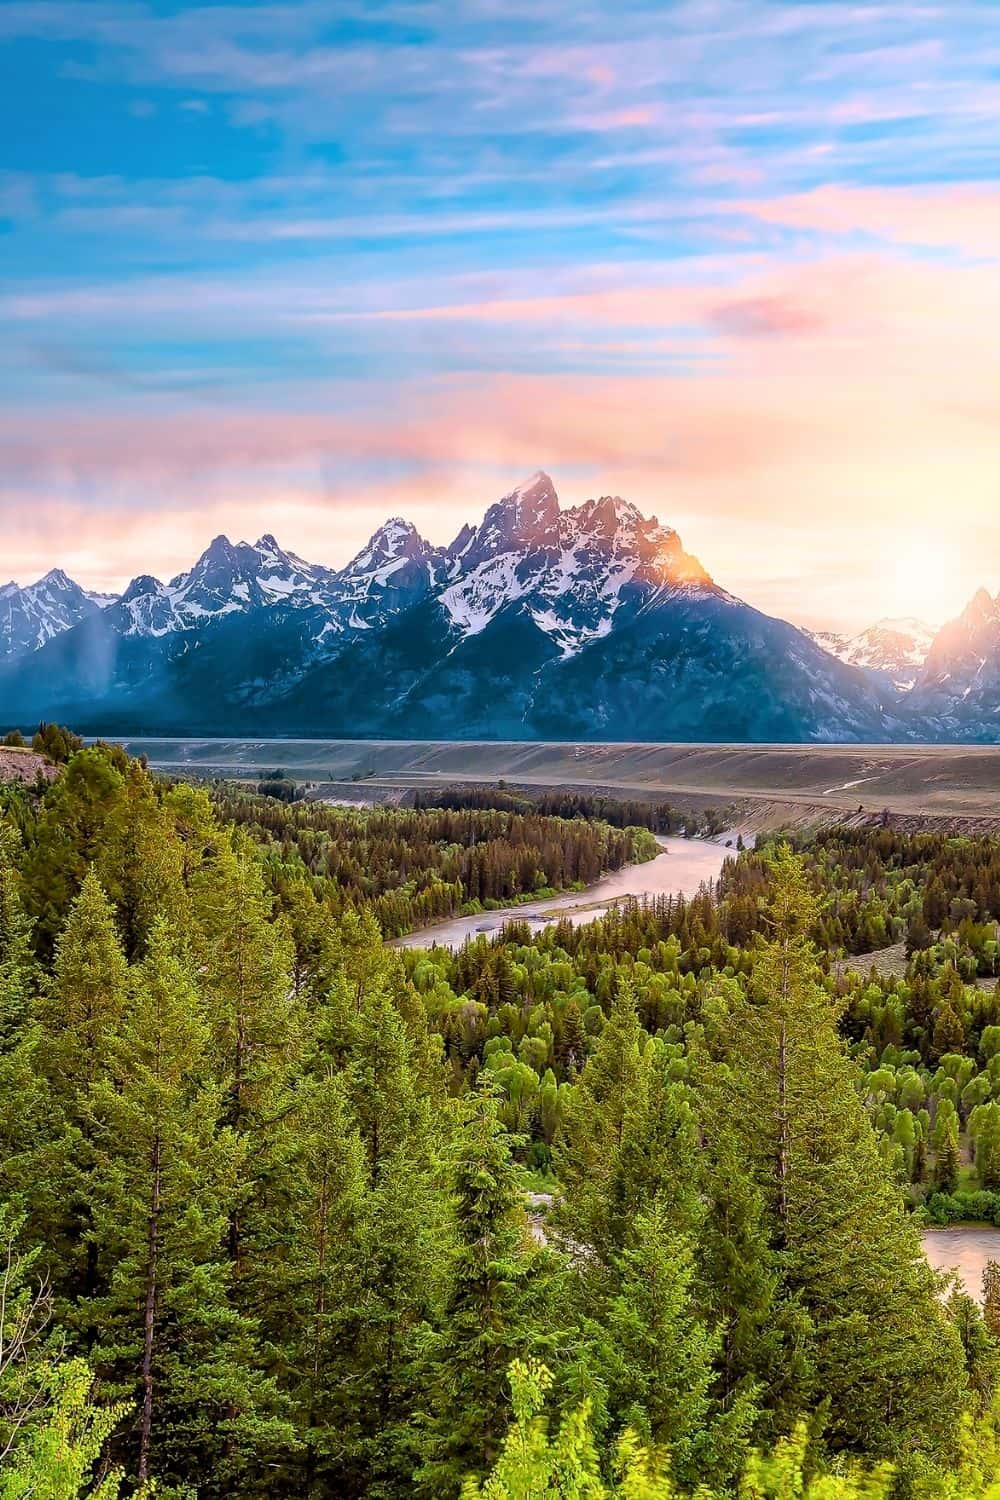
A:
[
  {"xmin": 0, "ymin": 472, "xmax": 995, "ymax": 743},
  {"xmin": 806, "ymin": 618, "xmax": 937, "ymax": 694},
  {"xmin": 0, "ymin": 569, "xmax": 110, "ymax": 659}
]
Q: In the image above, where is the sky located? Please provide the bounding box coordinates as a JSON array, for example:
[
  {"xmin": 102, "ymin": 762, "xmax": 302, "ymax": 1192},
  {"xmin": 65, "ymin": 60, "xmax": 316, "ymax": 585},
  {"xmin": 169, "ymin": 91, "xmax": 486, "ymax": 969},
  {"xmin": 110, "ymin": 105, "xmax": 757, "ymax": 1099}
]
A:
[{"xmin": 2, "ymin": 1, "xmax": 1000, "ymax": 632}]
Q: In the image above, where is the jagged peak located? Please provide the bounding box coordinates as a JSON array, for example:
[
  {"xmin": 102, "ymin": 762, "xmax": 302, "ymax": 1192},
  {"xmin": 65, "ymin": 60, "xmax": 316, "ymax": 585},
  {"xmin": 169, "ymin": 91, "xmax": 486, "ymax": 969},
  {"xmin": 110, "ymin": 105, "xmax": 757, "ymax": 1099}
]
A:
[
  {"xmin": 469, "ymin": 472, "xmax": 561, "ymax": 560},
  {"xmin": 345, "ymin": 516, "xmax": 428, "ymax": 576},
  {"xmin": 573, "ymin": 493, "xmax": 644, "ymax": 523},
  {"xmin": 202, "ymin": 534, "xmax": 238, "ymax": 561},
  {"xmin": 966, "ymin": 587, "xmax": 998, "ymax": 616},
  {"xmin": 120, "ymin": 573, "xmax": 165, "ymax": 602},
  {"xmin": 375, "ymin": 516, "xmax": 420, "ymax": 543},
  {"xmin": 253, "ymin": 532, "xmax": 283, "ymax": 554},
  {"xmin": 35, "ymin": 567, "xmax": 75, "ymax": 591},
  {"xmin": 508, "ymin": 468, "xmax": 554, "ymax": 498},
  {"xmin": 498, "ymin": 470, "xmax": 558, "ymax": 513},
  {"xmin": 446, "ymin": 521, "xmax": 476, "ymax": 557}
]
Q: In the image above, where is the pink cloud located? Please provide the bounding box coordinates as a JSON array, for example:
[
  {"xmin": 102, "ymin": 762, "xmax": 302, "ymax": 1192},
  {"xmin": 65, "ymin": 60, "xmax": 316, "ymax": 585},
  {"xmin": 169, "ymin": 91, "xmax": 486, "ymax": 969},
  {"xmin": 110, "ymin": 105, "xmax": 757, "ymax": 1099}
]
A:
[
  {"xmin": 4, "ymin": 245, "xmax": 1000, "ymax": 629},
  {"xmin": 708, "ymin": 293, "xmax": 828, "ymax": 340},
  {"xmin": 737, "ymin": 183, "xmax": 1000, "ymax": 255}
]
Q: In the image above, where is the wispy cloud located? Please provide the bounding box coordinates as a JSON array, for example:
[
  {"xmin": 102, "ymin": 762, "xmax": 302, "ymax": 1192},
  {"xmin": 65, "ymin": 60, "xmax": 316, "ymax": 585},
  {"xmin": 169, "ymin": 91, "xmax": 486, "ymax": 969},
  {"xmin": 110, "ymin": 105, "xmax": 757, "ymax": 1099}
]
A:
[{"xmin": 3, "ymin": 1, "xmax": 1000, "ymax": 627}]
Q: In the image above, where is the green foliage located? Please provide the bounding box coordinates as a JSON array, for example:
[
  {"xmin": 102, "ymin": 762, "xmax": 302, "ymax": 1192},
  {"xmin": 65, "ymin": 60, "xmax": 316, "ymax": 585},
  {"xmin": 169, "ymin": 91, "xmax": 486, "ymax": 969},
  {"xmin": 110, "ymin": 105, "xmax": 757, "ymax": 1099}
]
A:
[
  {"xmin": 4, "ymin": 748, "xmax": 1000, "ymax": 1495},
  {"xmin": 30, "ymin": 722, "xmax": 83, "ymax": 765},
  {"xmin": 1, "ymin": 1358, "xmax": 125, "ymax": 1500},
  {"xmin": 214, "ymin": 784, "xmax": 653, "ymax": 938},
  {"xmin": 416, "ymin": 1091, "xmax": 556, "ymax": 1494},
  {"xmin": 708, "ymin": 849, "xmax": 968, "ymax": 1458}
]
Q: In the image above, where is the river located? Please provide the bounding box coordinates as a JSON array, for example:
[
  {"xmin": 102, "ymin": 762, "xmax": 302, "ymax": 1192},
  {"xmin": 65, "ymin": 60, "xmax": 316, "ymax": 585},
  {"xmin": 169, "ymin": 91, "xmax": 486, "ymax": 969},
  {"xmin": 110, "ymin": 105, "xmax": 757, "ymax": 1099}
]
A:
[
  {"xmin": 922, "ymin": 1226, "xmax": 1000, "ymax": 1302},
  {"xmin": 389, "ymin": 834, "xmax": 735, "ymax": 950}
]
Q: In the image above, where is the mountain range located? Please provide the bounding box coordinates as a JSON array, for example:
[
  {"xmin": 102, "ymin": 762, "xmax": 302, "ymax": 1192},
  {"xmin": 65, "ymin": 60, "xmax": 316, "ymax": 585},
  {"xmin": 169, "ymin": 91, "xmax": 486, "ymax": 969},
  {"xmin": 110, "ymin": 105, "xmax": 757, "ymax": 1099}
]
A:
[{"xmin": 1, "ymin": 471, "xmax": 996, "ymax": 743}]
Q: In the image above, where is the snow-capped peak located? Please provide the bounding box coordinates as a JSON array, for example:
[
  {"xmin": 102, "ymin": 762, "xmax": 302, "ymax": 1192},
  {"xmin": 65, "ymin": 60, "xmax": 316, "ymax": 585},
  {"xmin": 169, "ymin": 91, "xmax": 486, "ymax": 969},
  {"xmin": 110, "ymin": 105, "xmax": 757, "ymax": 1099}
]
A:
[
  {"xmin": 806, "ymin": 615, "xmax": 937, "ymax": 693},
  {"xmin": 345, "ymin": 517, "xmax": 427, "ymax": 576},
  {"xmin": 438, "ymin": 475, "xmax": 713, "ymax": 650},
  {"xmin": 37, "ymin": 567, "xmax": 74, "ymax": 591},
  {"xmin": 0, "ymin": 567, "xmax": 106, "ymax": 658},
  {"xmin": 464, "ymin": 472, "xmax": 561, "ymax": 566}
]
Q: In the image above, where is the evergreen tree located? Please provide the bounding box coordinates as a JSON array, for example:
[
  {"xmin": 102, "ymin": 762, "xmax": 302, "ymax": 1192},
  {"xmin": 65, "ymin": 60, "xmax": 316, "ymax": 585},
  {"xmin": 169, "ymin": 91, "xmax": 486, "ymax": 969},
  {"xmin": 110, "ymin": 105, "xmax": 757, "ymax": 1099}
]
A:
[
  {"xmin": 191, "ymin": 839, "xmax": 299, "ymax": 1285},
  {"xmin": 83, "ymin": 919, "xmax": 286, "ymax": 1491},
  {"xmin": 710, "ymin": 848, "xmax": 968, "ymax": 1460},
  {"xmin": 94, "ymin": 759, "xmax": 188, "ymax": 961},
  {"xmin": 586, "ymin": 1200, "xmax": 753, "ymax": 1490},
  {"xmin": 0, "ymin": 821, "xmax": 48, "ymax": 1190},
  {"xmin": 696, "ymin": 1128, "xmax": 797, "ymax": 1446},
  {"xmin": 416, "ymin": 1091, "xmax": 555, "ymax": 1494},
  {"xmin": 332, "ymin": 979, "xmax": 450, "ymax": 1493},
  {"xmin": 41, "ymin": 868, "xmax": 128, "ymax": 1099},
  {"xmin": 983, "ymin": 1261, "xmax": 1000, "ymax": 1341},
  {"xmin": 266, "ymin": 1070, "xmax": 368, "ymax": 1495},
  {"xmin": 31, "ymin": 870, "xmax": 129, "ymax": 1296},
  {"xmin": 946, "ymin": 1289, "xmax": 1000, "ymax": 1412},
  {"xmin": 20, "ymin": 749, "xmax": 124, "ymax": 959},
  {"xmin": 552, "ymin": 982, "xmax": 652, "ymax": 1264}
]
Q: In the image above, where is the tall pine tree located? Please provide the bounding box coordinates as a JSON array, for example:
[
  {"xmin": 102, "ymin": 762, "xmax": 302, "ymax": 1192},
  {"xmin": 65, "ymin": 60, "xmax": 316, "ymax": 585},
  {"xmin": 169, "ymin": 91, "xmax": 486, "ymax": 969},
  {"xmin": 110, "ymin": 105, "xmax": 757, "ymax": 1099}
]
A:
[
  {"xmin": 709, "ymin": 848, "xmax": 967, "ymax": 1460},
  {"xmin": 82, "ymin": 918, "xmax": 288, "ymax": 1492},
  {"xmin": 415, "ymin": 1090, "xmax": 556, "ymax": 1494}
]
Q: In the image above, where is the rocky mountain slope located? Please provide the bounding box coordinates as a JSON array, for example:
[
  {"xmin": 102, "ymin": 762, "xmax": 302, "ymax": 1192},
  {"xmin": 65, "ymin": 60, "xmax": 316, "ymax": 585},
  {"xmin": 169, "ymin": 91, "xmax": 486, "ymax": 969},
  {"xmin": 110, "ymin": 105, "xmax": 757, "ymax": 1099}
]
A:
[
  {"xmin": 0, "ymin": 570, "xmax": 112, "ymax": 660},
  {"xmin": 907, "ymin": 589, "xmax": 1000, "ymax": 739},
  {"xmin": 807, "ymin": 618, "xmax": 936, "ymax": 694},
  {"xmin": 1, "ymin": 474, "xmax": 994, "ymax": 742}
]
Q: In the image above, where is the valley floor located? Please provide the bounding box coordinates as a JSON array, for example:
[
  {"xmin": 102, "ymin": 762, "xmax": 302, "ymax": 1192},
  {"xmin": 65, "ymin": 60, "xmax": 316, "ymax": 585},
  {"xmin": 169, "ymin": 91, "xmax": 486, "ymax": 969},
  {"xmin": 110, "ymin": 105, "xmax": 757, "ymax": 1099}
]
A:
[{"xmin": 116, "ymin": 736, "xmax": 1000, "ymax": 830}]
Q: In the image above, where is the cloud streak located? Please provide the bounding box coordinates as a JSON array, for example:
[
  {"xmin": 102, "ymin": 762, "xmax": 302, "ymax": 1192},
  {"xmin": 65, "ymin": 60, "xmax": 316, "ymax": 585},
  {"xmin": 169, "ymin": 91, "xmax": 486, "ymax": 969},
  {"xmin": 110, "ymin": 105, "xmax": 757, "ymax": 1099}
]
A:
[{"xmin": 3, "ymin": 1, "xmax": 1000, "ymax": 629}]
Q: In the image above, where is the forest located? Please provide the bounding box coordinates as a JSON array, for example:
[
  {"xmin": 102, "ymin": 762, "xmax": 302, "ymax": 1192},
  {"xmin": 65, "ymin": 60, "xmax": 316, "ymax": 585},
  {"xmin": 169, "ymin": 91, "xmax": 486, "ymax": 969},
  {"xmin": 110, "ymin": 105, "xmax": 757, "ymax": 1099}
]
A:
[
  {"xmin": 4, "ymin": 743, "xmax": 1000, "ymax": 1496},
  {"xmin": 210, "ymin": 785, "xmax": 658, "ymax": 938},
  {"xmin": 410, "ymin": 782, "xmax": 730, "ymax": 837}
]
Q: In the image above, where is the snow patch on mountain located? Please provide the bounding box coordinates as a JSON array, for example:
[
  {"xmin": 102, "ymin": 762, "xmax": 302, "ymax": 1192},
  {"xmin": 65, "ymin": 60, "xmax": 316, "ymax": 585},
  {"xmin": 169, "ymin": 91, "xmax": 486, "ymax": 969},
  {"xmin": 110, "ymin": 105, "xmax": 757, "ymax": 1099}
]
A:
[
  {"xmin": 806, "ymin": 616, "xmax": 936, "ymax": 693},
  {"xmin": 0, "ymin": 569, "xmax": 109, "ymax": 659}
]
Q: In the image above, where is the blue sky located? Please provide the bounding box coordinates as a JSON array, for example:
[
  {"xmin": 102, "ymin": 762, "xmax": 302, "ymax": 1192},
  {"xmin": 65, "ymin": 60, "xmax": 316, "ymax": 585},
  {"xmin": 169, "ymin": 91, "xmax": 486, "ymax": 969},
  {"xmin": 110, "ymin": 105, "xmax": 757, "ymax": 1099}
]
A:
[{"xmin": 2, "ymin": 1, "xmax": 1000, "ymax": 629}]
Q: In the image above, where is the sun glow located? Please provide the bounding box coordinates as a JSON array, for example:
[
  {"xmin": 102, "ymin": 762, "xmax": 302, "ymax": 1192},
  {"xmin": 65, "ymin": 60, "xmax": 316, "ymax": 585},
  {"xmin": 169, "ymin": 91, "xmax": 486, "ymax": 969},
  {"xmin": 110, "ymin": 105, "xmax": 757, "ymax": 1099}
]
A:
[{"xmin": 884, "ymin": 535, "xmax": 966, "ymax": 629}]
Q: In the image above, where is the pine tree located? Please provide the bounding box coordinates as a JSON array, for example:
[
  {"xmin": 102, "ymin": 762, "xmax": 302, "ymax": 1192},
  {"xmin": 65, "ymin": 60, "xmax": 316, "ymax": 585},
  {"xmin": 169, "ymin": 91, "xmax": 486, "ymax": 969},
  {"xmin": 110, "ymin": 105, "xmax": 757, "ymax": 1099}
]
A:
[
  {"xmin": 265, "ymin": 1070, "xmax": 368, "ymax": 1495},
  {"xmin": 0, "ymin": 820, "xmax": 48, "ymax": 1190},
  {"xmin": 41, "ymin": 868, "xmax": 128, "ymax": 1098},
  {"xmin": 946, "ymin": 1289, "xmax": 1000, "ymax": 1412},
  {"xmin": 552, "ymin": 982, "xmax": 651, "ymax": 1264},
  {"xmin": 20, "ymin": 748, "xmax": 124, "ymax": 960},
  {"xmin": 31, "ymin": 870, "xmax": 129, "ymax": 1296},
  {"xmin": 0, "ymin": 819, "xmax": 36, "ymax": 1047},
  {"xmin": 932, "ymin": 1099, "xmax": 961, "ymax": 1190},
  {"xmin": 586, "ymin": 1200, "xmax": 754, "ymax": 1490},
  {"xmin": 710, "ymin": 848, "xmax": 968, "ymax": 1460},
  {"xmin": 416, "ymin": 1091, "xmax": 555, "ymax": 1494},
  {"xmin": 93, "ymin": 759, "xmax": 188, "ymax": 961},
  {"xmin": 332, "ymin": 979, "xmax": 450, "ymax": 1493},
  {"xmin": 191, "ymin": 839, "xmax": 299, "ymax": 1285},
  {"xmin": 983, "ymin": 1261, "xmax": 1000, "ymax": 1340},
  {"xmin": 697, "ymin": 1128, "xmax": 797, "ymax": 1446},
  {"xmin": 82, "ymin": 919, "xmax": 286, "ymax": 1491}
]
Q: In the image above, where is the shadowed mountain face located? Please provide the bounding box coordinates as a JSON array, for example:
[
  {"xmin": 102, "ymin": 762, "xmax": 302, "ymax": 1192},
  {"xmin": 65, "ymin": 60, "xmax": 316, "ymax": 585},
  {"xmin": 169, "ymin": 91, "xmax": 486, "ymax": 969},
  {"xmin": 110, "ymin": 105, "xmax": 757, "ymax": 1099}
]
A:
[
  {"xmin": 0, "ymin": 472, "xmax": 995, "ymax": 742},
  {"xmin": 906, "ymin": 590, "xmax": 1000, "ymax": 740}
]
